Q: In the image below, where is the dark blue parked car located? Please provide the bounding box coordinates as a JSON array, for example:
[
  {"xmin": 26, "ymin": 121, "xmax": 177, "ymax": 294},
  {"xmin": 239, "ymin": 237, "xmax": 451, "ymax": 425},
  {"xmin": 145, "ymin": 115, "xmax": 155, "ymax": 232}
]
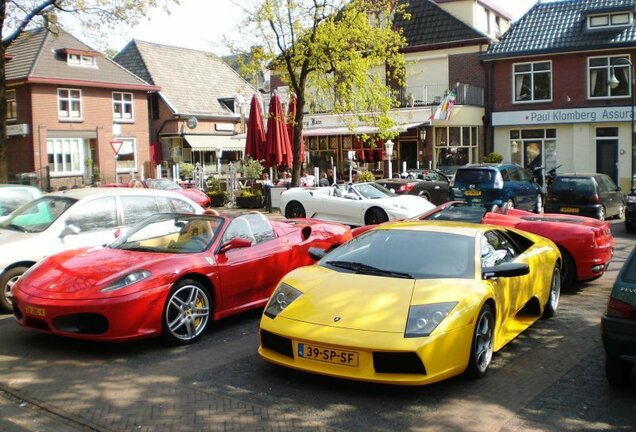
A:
[{"xmin": 451, "ymin": 163, "xmax": 543, "ymax": 213}]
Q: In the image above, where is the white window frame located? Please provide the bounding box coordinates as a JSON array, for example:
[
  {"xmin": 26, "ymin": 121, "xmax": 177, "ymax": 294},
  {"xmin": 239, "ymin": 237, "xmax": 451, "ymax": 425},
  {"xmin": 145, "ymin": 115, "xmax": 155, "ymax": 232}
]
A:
[
  {"xmin": 58, "ymin": 88, "xmax": 82, "ymax": 120},
  {"xmin": 67, "ymin": 53, "xmax": 96, "ymax": 67},
  {"xmin": 115, "ymin": 138, "xmax": 138, "ymax": 173},
  {"xmin": 46, "ymin": 138, "xmax": 85, "ymax": 176},
  {"xmin": 6, "ymin": 89, "xmax": 16, "ymax": 121},
  {"xmin": 512, "ymin": 61, "xmax": 552, "ymax": 104},
  {"xmin": 588, "ymin": 12, "xmax": 632, "ymax": 29},
  {"xmin": 588, "ymin": 55, "xmax": 631, "ymax": 99},
  {"xmin": 113, "ymin": 92, "xmax": 134, "ymax": 121}
]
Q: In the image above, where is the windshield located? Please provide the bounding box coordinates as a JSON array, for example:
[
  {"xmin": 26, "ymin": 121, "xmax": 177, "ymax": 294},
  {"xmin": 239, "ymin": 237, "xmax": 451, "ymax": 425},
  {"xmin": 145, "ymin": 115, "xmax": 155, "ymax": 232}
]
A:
[
  {"xmin": 0, "ymin": 196, "xmax": 76, "ymax": 233},
  {"xmin": 422, "ymin": 205, "xmax": 486, "ymax": 223},
  {"xmin": 321, "ymin": 228, "xmax": 475, "ymax": 279},
  {"xmin": 352, "ymin": 182, "xmax": 395, "ymax": 199},
  {"xmin": 110, "ymin": 213, "xmax": 223, "ymax": 253},
  {"xmin": 454, "ymin": 169, "xmax": 496, "ymax": 184},
  {"xmin": 146, "ymin": 178, "xmax": 180, "ymax": 191}
]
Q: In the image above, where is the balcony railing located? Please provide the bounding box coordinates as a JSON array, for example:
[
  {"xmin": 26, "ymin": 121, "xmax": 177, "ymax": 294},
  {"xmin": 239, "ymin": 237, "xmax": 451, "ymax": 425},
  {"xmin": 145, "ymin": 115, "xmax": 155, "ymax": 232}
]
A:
[{"xmin": 397, "ymin": 83, "xmax": 485, "ymax": 108}]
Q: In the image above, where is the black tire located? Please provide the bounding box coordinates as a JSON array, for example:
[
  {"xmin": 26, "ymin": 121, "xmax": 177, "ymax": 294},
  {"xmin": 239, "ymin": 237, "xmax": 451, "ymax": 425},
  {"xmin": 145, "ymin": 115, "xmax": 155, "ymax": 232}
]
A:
[
  {"xmin": 465, "ymin": 303, "xmax": 494, "ymax": 379},
  {"xmin": 285, "ymin": 201, "xmax": 306, "ymax": 218},
  {"xmin": 162, "ymin": 279, "xmax": 212, "ymax": 345},
  {"xmin": 626, "ymin": 220, "xmax": 636, "ymax": 232},
  {"xmin": 418, "ymin": 191, "xmax": 431, "ymax": 202},
  {"xmin": 542, "ymin": 264, "xmax": 561, "ymax": 319},
  {"xmin": 0, "ymin": 266, "xmax": 29, "ymax": 313},
  {"xmin": 559, "ymin": 248, "xmax": 576, "ymax": 289},
  {"xmin": 504, "ymin": 199, "xmax": 515, "ymax": 212},
  {"xmin": 364, "ymin": 207, "xmax": 388, "ymax": 225},
  {"xmin": 606, "ymin": 354, "xmax": 633, "ymax": 386},
  {"xmin": 616, "ymin": 203, "xmax": 625, "ymax": 220}
]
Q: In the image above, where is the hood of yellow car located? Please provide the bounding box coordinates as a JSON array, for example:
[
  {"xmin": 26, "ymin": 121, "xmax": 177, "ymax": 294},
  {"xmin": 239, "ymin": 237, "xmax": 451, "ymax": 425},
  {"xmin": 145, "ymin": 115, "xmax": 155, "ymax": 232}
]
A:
[{"xmin": 279, "ymin": 265, "xmax": 478, "ymax": 333}]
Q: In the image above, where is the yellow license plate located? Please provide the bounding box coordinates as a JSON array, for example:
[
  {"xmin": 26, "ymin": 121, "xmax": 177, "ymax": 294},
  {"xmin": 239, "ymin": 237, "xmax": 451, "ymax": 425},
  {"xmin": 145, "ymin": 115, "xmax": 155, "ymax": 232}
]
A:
[
  {"xmin": 561, "ymin": 207, "xmax": 579, "ymax": 213},
  {"xmin": 298, "ymin": 342, "xmax": 359, "ymax": 367},
  {"xmin": 25, "ymin": 305, "xmax": 45, "ymax": 317},
  {"xmin": 464, "ymin": 190, "xmax": 482, "ymax": 196}
]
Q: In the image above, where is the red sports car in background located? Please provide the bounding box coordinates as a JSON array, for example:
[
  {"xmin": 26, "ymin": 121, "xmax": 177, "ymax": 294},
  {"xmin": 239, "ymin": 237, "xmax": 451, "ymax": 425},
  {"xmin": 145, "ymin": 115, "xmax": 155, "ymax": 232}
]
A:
[
  {"xmin": 12, "ymin": 212, "xmax": 351, "ymax": 344},
  {"xmin": 352, "ymin": 201, "xmax": 614, "ymax": 288},
  {"xmin": 102, "ymin": 178, "xmax": 211, "ymax": 208}
]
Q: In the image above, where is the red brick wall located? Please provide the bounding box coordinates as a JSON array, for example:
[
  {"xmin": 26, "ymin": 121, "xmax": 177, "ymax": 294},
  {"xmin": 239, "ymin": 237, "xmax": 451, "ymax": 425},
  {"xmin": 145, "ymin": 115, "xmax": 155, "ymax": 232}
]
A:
[
  {"xmin": 21, "ymin": 83, "xmax": 151, "ymax": 188},
  {"xmin": 449, "ymin": 52, "xmax": 486, "ymax": 88},
  {"xmin": 490, "ymin": 49, "xmax": 636, "ymax": 111}
]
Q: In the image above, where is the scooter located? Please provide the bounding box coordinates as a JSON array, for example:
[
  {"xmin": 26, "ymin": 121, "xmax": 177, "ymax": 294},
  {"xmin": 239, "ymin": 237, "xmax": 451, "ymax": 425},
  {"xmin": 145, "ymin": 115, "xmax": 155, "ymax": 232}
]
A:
[{"xmin": 532, "ymin": 165, "xmax": 561, "ymax": 189}]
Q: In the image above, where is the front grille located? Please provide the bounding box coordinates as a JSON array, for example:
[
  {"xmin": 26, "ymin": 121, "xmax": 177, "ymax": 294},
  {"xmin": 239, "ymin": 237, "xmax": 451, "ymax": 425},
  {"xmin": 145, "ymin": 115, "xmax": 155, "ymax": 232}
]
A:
[
  {"xmin": 25, "ymin": 317, "xmax": 50, "ymax": 332},
  {"xmin": 260, "ymin": 330, "xmax": 294, "ymax": 358},
  {"xmin": 12, "ymin": 302, "xmax": 23, "ymax": 320},
  {"xmin": 373, "ymin": 351, "xmax": 426, "ymax": 375},
  {"xmin": 52, "ymin": 313, "xmax": 109, "ymax": 334}
]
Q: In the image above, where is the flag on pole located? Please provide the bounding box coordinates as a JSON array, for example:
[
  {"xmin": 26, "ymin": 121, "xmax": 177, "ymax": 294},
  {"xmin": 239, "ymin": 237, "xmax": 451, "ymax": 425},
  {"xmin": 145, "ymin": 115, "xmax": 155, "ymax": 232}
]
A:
[{"xmin": 430, "ymin": 85, "xmax": 458, "ymax": 121}]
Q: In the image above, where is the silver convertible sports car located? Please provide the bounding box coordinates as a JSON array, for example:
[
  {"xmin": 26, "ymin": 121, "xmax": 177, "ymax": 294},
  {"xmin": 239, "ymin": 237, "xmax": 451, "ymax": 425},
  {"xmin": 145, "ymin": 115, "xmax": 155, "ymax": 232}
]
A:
[{"xmin": 280, "ymin": 182, "xmax": 435, "ymax": 226}]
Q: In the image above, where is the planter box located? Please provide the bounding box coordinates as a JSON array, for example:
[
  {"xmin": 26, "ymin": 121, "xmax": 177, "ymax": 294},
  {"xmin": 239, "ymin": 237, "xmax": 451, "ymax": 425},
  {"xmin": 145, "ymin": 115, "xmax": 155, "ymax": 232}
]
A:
[
  {"xmin": 236, "ymin": 196, "xmax": 263, "ymax": 209},
  {"xmin": 209, "ymin": 193, "xmax": 226, "ymax": 207}
]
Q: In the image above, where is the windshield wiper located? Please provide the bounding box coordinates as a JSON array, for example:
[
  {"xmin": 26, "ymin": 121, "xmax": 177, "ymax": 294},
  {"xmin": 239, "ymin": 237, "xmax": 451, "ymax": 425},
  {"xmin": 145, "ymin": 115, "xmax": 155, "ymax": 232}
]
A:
[
  {"xmin": 118, "ymin": 245, "xmax": 163, "ymax": 253},
  {"xmin": 3, "ymin": 223, "xmax": 29, "ymax": 233},
  {"xmin": 325, "ymin": 260, "xmax": 414, "ymax": 279}
]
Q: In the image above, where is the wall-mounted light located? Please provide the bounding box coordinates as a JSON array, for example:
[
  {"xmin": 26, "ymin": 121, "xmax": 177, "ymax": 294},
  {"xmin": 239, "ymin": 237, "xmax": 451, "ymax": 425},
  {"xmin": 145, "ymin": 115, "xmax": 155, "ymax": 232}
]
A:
[{"xmin": 419, "ymin": 129, "xmax": 427, "ymax": 142}]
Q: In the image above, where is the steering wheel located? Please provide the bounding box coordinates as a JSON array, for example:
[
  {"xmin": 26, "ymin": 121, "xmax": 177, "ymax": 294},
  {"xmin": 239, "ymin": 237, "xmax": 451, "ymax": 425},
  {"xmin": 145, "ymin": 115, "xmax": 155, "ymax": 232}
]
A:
[{"xmin": 183, "ymin": 237, "xmax": 209, "ymax": 251}]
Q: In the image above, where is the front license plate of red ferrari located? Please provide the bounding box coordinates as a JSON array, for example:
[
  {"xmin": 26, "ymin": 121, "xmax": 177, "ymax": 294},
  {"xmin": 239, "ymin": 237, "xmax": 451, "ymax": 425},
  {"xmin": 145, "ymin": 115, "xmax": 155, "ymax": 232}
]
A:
[
  {"xmin": 25, "ymin": 305, "xmax": 45, "ymax": 317},
  {"xmin": 297, "ymin": 342, "xmax": 359, "ymax": 367}
]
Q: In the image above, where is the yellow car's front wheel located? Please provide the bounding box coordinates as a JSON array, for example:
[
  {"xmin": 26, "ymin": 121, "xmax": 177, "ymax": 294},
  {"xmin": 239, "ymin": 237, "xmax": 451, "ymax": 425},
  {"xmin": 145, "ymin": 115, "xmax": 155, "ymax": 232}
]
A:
[{"xmin": 466, "ymin": 303, "xmax": 494, "ymax": 379}]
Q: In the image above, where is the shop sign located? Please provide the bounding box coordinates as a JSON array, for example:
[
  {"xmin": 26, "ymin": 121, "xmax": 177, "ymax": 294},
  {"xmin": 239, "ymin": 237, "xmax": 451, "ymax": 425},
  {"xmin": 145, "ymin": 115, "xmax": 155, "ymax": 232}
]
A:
[{"xmin": 493, "ymin": 106, "xmax": 633, "ymax": 126}]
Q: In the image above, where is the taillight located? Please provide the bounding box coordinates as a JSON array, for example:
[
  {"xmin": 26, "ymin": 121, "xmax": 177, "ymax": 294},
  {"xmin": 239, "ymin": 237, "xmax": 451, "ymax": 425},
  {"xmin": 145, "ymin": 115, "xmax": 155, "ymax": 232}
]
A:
[
  {"xmin": 546, "ymin": 193, "xmax": 557, "ymax": 203},
  {"xmin": 398, "ymin": 183, "xmax": 416, "ymax": 193},
  {"xmin": 493, "ymin": 172, "xmax": 503, "ymax": 189},
  {"xmin": 606, "ymin": 297, "xmax": 636, "ymax": 319},
  {"xmin": 590, "ymin": 194, "xmax": 600, "ymax": 204}
]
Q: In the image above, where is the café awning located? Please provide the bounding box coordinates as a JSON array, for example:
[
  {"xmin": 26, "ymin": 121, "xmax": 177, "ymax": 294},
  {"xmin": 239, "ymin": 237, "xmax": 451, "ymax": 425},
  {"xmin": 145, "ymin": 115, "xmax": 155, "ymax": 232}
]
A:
[{"xmin": 183, "ymin": 134, "xmax": 245, "ymax": 152}]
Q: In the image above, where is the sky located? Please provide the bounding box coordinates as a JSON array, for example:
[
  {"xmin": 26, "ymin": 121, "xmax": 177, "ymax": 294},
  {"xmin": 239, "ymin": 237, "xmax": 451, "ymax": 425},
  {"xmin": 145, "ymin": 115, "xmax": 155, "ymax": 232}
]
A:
[{"xmin": 79, "ymin": 0, "xmax": 540, "ymax": 55}]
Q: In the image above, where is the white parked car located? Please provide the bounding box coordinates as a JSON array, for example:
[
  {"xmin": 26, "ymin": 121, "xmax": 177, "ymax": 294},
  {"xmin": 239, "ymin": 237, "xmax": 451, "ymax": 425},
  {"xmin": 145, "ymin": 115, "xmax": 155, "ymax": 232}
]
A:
[
  {"xmin": 0, "ymin": 187, "xmax": 204, "ymax": 312},
  {"xmin": 0, "ymin": 184, "xmax": 42, "ymax": 223},
  {"xmin": 280, "ymin": 182, "xmax": 435, "ymax": 226}
]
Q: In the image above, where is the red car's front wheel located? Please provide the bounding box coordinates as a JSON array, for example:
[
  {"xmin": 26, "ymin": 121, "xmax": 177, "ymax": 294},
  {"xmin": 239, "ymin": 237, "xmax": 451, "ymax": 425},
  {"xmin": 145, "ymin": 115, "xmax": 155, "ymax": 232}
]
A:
[{"xmin": 162, "ymin": 279, "xmax": 212, "ymax": 344}]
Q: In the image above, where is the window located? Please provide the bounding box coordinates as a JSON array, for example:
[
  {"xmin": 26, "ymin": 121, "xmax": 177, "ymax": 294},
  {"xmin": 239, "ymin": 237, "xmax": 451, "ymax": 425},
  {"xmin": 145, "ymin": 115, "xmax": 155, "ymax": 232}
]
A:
[
  {"xmin": 47, "ymin": 138, "xmax": 84, "ymax": 175},
  {"xmin": 588, "ymin": 12, "xmax": 632, "ymax": 29},
  {"xmin": 121, "ymin": 196, "xmax": 159, "ymax": 226},
  {"xmin": 513, "ymin": 61, "xmax": 552, "ymax": 102},
  {"xmin": 6, "ymin": 89, "xmax": 16, "ymax": 121},
  {"xmin": 113, "ymin": 92, "xmax": 133, "ymax": 121},
  {"xmin": 58, "ymin": 89, "xmax": 82, "ymax": 119},
  {"xmin": 66, "ymin": 197, "xmax": 118, "ymax": 232},
  {"xmin": 589, "ymin": 56, "xmax": 631, "ymax": 98},
  {"xmin": 67, "ymin": 53, "xmax": 96, "ymax": 67},
  {"xmin": 509, "ymin": 129, "xmax": 557, "ymax": 177},
  {"xmin": 116, "ymin": 138, "xmax": 137, "ymax": 173}
]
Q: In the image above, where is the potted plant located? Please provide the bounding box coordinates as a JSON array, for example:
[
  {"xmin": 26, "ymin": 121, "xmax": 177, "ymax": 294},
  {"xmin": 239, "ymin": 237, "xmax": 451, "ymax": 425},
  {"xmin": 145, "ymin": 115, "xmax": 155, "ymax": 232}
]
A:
[
  {"xmin": 236, "ymin": 157, "xmax": 265, "ymax": 208},
  {"xmin": 236, "ymin": 188, "xmax": 264, "ymax": 208},
  {"xmin": 206, "ymin": 176, "xmax": 227, "ymax": 207}
]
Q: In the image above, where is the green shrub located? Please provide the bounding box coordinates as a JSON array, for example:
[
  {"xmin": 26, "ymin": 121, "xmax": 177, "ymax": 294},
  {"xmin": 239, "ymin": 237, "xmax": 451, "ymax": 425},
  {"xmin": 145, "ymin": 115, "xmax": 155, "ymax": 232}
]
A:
[
  {"xmin": 179, "ymin": 162, "xmax": 195, "ymax": 179},
  {"xmin": 483, "ymin": 152, "xmax": 503, "ymax": 163},
  {"xmin": 357, "ymin": 170, "xmax": 376, "ymax": 182}
]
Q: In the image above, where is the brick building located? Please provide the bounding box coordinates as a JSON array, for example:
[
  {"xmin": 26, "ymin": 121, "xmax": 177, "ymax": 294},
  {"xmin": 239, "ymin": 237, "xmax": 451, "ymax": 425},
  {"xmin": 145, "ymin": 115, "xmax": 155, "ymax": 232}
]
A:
[
  {"xmin": 482, "ymin": 0, "xmax": 636, "ymax": 190},
  {"xmin": 5, "ymin": 28, "xmax": 159, "ymax": 190}
]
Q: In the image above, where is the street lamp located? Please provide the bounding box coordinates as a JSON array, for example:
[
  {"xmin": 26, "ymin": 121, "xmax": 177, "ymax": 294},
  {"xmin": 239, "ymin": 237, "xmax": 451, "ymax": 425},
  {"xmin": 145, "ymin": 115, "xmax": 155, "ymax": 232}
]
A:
[
  {"xmin": 609, "ymin": 57, "xmax": 635, "ymax": 190},
  {"xmin": 385, "ymin": 139, "xmax": 395, "ymax": 179}
]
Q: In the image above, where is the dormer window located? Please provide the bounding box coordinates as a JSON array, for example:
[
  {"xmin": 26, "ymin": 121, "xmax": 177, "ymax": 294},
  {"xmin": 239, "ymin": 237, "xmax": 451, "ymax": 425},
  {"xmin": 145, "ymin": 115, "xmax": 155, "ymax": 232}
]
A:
[
  {"xmin": 58, "ymin": 48, "xmax": 98, "ymax": 68},
  {"xmin": 587, "ymin": 11, "xmax": 632, "ymax": 29}
]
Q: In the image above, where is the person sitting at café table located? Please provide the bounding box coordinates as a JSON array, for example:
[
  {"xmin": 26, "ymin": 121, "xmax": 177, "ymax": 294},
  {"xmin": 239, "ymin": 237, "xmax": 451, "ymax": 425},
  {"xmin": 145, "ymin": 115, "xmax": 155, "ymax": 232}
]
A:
[
  {"xmin": 277, "ymin": 171, "xmax": 291, "ymax": 186},
  {"xmin": 300, "ymin": 170, "xmax": 315, "ymax": 187}
]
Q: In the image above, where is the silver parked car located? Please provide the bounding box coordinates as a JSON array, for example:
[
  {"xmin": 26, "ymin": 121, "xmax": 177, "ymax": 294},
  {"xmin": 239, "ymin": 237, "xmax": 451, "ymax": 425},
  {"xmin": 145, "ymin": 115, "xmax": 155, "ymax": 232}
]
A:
[
  {"xmin": 0, "ymin": 184, "xmax": 42, "ymax": 222},
  {"xmin": 0, "ymin": 187, "xmax": 204, "ymax": 312}
]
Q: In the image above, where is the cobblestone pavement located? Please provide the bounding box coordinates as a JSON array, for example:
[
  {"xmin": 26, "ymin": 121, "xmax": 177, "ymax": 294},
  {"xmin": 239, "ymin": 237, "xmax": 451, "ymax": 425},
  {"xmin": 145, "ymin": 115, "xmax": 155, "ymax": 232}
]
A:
[{"xmin": 0, "ymin": 214, "xmax": 634, "ymax": 432}]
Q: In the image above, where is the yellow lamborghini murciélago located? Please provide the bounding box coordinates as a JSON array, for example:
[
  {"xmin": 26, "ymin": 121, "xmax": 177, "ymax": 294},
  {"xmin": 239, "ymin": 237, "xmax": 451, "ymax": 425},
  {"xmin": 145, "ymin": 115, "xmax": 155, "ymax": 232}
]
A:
[{"xmin": 258, "ymin": 221, "xmax": 561, "ymax": 385}]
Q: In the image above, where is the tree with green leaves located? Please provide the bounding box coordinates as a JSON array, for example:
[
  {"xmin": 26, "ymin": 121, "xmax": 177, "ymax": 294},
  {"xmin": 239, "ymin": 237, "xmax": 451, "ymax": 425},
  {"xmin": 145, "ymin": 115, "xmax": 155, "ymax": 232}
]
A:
[
  {"xmin": 233, "ymin": 0, "xmax": 408, "ymax": 186},
  {"xmin": 0, "ymin": 0, "xmax": 178, "ymax": 183}
]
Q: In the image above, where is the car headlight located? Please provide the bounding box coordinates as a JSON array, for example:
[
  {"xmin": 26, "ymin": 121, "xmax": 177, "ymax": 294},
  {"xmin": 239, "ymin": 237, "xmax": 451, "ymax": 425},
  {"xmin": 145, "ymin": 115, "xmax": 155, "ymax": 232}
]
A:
[
  {"xmin": 627, "ymin": 195, "xmax": 636, "ymax": 204},
  {"xmin": 405, "ymin": 302, "xmax": 457, "ymax": 337},
  {"xmin": 101, "ymin": 270, "xmax": 151, "ymax": 292},
  {"xmin": 264, "ymin": 283, "xmax": 303, "ymax": 319}
]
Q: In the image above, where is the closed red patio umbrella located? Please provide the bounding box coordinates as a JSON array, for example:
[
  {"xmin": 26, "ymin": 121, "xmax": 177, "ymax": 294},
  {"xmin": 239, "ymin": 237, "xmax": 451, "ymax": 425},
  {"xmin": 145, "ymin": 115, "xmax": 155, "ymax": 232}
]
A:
[
  {"xmin": 264, "ymin": 93, "xmax": 292, "ymax": 168},
  {"xmin": 287, "ymin": 95, "xmax": 305, "ymax": 165},
  {"xmin": 244, "ymin": 94, "xmax": 266, "ymax": 161}
]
